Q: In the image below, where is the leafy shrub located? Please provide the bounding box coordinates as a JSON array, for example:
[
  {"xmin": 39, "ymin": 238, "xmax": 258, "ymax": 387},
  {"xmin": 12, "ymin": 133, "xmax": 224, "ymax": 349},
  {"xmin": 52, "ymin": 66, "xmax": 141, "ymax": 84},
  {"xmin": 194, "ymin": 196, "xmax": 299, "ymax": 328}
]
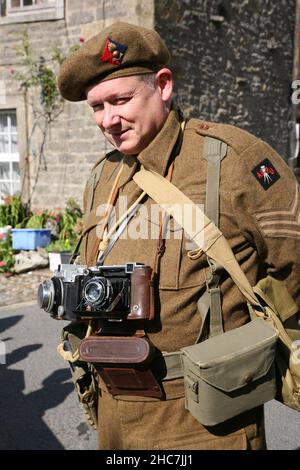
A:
[
  {"xmin": 0, "ymin": 235, "xmax": 15, "ymax": 274},
  {"xmin": 0, "ymin": 195, "xmax": 30, "ymax": 228}
]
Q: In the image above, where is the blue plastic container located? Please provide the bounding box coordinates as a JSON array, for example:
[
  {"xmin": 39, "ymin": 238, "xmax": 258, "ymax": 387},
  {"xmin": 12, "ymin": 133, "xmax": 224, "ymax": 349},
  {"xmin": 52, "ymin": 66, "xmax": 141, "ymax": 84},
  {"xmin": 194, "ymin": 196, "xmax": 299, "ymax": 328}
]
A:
[{"xmin": 11, "ymin": 229, "xmax": 51, "ymax": 250}]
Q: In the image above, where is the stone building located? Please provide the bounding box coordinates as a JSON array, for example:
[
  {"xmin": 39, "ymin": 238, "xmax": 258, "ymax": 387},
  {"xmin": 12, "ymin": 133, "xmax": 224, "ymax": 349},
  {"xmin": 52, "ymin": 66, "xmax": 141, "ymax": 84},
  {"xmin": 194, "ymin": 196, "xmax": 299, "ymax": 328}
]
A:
[{"xmin": 0, "ymin": 0, "xmax": 298, "ymax": 210}]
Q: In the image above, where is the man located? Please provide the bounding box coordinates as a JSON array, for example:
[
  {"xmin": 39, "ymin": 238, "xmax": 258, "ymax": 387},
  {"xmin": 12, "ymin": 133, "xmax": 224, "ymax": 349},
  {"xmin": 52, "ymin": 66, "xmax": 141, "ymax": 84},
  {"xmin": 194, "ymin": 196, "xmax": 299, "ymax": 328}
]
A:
[{"xmin": 57, "ymin": 21, "xmax": 300, "ymax": 450}]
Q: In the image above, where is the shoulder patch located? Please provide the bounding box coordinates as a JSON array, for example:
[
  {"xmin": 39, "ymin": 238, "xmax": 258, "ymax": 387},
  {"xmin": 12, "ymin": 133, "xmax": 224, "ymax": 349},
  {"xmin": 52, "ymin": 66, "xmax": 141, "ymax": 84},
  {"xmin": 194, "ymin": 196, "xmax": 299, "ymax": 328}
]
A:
[{"xmin": 251, "ymin": 158, "xmax": 280, "ymax": 190}]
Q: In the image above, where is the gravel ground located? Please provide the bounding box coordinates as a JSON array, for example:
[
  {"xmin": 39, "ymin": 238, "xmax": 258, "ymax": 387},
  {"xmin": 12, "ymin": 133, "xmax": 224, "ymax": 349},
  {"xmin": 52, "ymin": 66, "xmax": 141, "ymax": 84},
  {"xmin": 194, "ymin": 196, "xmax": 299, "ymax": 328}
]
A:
[{"xmin": 0, "ymin": 269, "xmax": 52, "ymax": 308}]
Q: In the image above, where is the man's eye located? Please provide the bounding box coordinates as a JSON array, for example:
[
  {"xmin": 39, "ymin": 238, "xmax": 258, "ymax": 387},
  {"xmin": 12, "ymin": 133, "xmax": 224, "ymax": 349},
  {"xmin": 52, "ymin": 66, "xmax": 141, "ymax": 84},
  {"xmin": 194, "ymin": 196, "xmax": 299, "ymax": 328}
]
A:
[
  {"xmin": 115, "ymin": 96, "xmax": 131, "ymax": 105},
  {"xmin": 92, "ymin": 104, "xmax": 104, "ymax": 112}
]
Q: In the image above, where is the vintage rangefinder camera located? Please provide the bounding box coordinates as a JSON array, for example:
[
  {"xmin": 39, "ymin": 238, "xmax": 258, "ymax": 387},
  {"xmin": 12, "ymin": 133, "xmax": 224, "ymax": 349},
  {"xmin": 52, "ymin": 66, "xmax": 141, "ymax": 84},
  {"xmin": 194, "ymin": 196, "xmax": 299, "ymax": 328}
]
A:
[{"xmin": 37, "ymin": 263, "xmax": 154, "ymax": 322}]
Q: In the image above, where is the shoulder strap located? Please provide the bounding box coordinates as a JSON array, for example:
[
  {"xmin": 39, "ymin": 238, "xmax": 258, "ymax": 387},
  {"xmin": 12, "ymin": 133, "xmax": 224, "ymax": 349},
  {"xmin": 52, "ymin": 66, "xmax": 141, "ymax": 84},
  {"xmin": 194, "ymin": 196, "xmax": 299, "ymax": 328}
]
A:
[
  {"xmin": 133, "ymin": 167, "xmax": 261, "ymax": 309},
  {"xmin": 199, "ymin": 137, "xmax": 227, "ymax": 338},
  {"xmin": 203, "ymin": 137, "xmax": 227, "ymax": 226},
  {"xmin": 84, "ymin": 155, "xmax": 107, "ymax": 220}
]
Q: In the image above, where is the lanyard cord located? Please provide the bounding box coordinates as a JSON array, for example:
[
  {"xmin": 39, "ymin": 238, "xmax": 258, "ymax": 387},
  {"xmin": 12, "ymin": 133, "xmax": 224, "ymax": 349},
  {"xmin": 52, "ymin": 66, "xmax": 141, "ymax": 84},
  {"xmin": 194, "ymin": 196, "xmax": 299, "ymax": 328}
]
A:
[
  {"xmin": 97, "ymin": 189, "xmax": 147, "ymax": 264},
  {"xmin": 88, "ymin": 161, "xmax": 125, "ymax": 266}
]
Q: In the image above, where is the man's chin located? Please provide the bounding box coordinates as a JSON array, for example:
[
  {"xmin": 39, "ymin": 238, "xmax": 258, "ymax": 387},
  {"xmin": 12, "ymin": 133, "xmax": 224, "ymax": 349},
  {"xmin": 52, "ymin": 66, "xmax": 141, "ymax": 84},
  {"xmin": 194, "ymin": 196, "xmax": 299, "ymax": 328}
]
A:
[{"xmin": 112, "ymin": 140, "xmax": 140, "ymax": 155}]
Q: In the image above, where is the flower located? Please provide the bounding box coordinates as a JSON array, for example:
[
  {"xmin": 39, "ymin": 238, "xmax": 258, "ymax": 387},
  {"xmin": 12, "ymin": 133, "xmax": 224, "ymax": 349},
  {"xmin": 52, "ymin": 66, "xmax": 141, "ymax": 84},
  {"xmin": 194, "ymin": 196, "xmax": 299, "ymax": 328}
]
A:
[
  {"xmin": 0, "ymin": 261, "xmax": 7, "ymax": 267},
  {"xmin": 79, "ymin": 36, "xmax": 85, "ymax": 43}
]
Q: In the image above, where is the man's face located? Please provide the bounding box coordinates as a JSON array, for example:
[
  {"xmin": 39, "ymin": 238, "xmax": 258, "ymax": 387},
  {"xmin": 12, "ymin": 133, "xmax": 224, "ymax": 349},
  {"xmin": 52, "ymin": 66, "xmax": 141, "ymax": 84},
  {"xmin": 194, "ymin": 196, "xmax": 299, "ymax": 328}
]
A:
[{"xmin": 86, "ymin": 73, "xmax": 171, "ymax": 155}]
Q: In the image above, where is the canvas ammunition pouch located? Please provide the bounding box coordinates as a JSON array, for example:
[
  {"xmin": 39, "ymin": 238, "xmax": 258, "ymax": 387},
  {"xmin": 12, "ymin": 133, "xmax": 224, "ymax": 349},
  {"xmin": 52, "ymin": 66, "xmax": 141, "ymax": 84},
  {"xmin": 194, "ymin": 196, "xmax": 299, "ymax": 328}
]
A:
[{"xmin": 181, "ymin": 315, "xmax": 277, "ymax": 426}]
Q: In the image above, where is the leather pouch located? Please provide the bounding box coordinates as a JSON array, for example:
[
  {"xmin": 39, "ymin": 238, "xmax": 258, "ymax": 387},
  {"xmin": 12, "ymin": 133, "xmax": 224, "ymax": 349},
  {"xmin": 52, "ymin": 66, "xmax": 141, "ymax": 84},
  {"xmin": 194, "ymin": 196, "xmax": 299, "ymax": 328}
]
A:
[
  {"xmin": 79, "ymin": 335, "xmax": 163, "ymax": 398},
  {"xmin": 79, "ymin": 335, "xmax": 155, "ymax": 365},
  {"xmin": 181, "ymin": 317, "xmax": 278, "ymax": 426}
]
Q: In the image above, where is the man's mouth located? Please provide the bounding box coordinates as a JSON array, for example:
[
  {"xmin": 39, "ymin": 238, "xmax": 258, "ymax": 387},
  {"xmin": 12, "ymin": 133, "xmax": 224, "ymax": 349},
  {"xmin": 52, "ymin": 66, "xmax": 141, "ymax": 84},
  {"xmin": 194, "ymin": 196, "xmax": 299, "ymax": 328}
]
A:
[{"xmin": 110, "ymin": 129, "xmax": 129, "ymax": 138}]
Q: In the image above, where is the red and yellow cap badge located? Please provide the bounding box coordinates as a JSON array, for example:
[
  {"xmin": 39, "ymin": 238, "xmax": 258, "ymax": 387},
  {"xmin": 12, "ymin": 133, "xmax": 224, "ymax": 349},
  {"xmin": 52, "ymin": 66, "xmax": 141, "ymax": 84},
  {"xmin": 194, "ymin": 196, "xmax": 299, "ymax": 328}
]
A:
[{"xmin": 101, "ymin": 37, "xmax": 128, "ymax": 65}]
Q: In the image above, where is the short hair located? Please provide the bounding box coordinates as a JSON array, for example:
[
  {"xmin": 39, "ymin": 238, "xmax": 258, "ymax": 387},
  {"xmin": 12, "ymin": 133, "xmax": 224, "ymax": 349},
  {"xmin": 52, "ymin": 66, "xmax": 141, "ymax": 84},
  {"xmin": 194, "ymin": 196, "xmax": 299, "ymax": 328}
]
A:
[{"xmin": 137, "ymin": 73, "xmax": 157, "ymax": 91}]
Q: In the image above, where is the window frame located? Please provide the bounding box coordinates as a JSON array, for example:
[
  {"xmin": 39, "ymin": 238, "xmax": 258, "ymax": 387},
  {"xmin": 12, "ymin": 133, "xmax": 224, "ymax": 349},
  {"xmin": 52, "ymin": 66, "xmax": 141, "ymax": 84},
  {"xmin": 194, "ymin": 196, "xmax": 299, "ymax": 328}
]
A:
[
  {"xmin": 0, "ymin": 0, "xmax": 64, "ymax": 24},
  {"xmin": 0, "ymin": 110, "xmax": 21, "ymax": 201}
]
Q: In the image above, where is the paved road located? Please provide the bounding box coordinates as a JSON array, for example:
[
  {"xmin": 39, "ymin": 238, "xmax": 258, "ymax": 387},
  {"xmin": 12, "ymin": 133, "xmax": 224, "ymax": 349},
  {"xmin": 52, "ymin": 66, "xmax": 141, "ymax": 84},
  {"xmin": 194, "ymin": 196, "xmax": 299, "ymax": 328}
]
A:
[
  {"xmin": 0, "ymin": 301, "xmax": 299, "ymax": 450},
  {"xmin": 0, "ymin": 302, "xmax": 97, "ymax": 450}
]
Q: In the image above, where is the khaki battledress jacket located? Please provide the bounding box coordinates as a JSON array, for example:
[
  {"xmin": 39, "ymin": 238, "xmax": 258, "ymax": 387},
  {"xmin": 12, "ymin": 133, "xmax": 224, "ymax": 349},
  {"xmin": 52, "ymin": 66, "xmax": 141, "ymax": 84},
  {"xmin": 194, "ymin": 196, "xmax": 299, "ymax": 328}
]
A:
[{"xmin": 80, "ymin": 108, "xmax": 300, "ymax": 450}]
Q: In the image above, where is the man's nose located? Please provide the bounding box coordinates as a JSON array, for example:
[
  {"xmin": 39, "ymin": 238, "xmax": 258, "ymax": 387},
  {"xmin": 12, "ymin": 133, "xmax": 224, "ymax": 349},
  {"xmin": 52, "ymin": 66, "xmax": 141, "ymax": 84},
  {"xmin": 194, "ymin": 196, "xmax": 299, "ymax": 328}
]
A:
[{"xmin": 100, "ymin": 104, "xmax": 121, "ymax": 129}]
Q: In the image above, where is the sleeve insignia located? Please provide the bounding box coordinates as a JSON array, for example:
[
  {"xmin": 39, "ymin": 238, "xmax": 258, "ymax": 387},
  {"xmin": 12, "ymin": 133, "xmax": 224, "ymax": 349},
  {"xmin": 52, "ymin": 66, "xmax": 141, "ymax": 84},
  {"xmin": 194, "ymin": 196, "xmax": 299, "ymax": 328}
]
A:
[
  {"xmin": 251, "ymin": 158, "xmax": 280, "ymax": 190},
  {"xmin": 255, "ymin": 183, "xmax": 300, "ymax": 239}
]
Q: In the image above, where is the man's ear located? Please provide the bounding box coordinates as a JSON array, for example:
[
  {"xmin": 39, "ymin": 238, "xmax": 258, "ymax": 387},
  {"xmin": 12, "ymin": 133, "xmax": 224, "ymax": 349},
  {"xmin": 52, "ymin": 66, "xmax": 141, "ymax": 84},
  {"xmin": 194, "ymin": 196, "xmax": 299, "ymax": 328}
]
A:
[{"xmin": 156, "ymin": 68, "xmax": 173, "ymax": 104}]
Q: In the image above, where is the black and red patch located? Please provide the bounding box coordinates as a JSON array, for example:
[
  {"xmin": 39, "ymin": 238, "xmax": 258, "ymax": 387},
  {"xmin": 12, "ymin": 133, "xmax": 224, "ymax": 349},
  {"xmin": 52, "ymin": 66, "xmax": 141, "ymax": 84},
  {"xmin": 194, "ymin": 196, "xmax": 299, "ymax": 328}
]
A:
[
  {"xmin": 101, "ymin": 37, "xmax": 127, "ymax": 65},
  {"xmin": 251, "ymin": 158, "xmax": 280, "ymax": 190}
]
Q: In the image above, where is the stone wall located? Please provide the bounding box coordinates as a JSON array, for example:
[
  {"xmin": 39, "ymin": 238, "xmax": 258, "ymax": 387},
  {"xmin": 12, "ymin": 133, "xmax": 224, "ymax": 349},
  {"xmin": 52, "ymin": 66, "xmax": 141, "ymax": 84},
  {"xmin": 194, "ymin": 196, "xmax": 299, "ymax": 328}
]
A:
[
  {"xmin": 155, "ymin": 0, "xmax": 295, "ymax": 158},
  {"xmin": 0, "ymin": 0, "xmax": 154, "ymax": 210}
]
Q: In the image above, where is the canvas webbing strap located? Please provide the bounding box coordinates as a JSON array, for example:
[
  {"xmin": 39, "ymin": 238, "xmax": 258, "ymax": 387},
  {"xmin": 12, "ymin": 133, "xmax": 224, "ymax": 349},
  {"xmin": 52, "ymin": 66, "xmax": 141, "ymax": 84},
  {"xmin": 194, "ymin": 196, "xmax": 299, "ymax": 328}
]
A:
[
  {"xmin": 84, "ymin": 156, "xmax": 107, "ymax": 220},
  {"xmin": 203, "ymin": 137, "xmax": 227, "ymax": 226},
  {"xmin": 151, "ymin": 351, "xmax": 184, "ymax": 381},
  {"xmin": 201, "ymin": 137, "xmax": 227, "ymax": 337},
  {"xmin": 133, "ymin": 168, "xmax": 261, "ymax": 309}
]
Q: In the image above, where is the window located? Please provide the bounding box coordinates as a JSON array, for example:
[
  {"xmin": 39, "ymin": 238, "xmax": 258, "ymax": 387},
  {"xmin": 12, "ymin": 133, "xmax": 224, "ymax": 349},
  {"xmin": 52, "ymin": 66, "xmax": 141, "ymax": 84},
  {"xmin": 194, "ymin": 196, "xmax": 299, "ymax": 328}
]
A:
[
  {"xmin": 0, "ymin": 111, "xmax": 20, "ymax": 201},
  {"xmin": 0, "ymin": 0, "xmax": 64, "ymax": 23}
]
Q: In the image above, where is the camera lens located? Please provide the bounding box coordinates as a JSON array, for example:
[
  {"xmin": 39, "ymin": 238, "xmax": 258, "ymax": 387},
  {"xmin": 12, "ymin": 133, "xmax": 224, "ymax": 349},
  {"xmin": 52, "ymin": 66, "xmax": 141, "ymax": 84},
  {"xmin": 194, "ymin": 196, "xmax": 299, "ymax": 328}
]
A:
[
  {"xmin": 83, "ymin": 278, "xmax": 107, "ymax": 307},
  {"xmin": 37, "ymin": 279, "xmax": 55, "ymax": 312}
]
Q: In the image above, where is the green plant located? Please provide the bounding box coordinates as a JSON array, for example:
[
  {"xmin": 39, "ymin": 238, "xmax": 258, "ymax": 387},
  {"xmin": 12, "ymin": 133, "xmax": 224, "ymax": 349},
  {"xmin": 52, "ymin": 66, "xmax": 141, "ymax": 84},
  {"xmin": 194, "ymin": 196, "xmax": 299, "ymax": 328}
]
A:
[
  {"xmin": 44, "ymin": 199, "xmax": 82, "ymax": 253},
  {"xmin": 0, "ymin": 195, "xmax": 30, "ymax": 228},
  {"xmin": 0, "ymin": 235, "xmax": 15, "ymax": 274},
  {"xmin": 25, "ymin": 212, "xmax": 49, "ymax": 229},
  {"xmin": 14, "ymin": 31, "xmax": 65, "ymax": 120},
  {"xmin": 45, "ymin": 238, "xmax": 75, "ymax": 253},
  {"xmin": 12, "ymin": 30, "xmax": 67, "ymax": 205},
  {"xmin": 58, "ymin": 198, "xmax": 83, "ymax": 245}
]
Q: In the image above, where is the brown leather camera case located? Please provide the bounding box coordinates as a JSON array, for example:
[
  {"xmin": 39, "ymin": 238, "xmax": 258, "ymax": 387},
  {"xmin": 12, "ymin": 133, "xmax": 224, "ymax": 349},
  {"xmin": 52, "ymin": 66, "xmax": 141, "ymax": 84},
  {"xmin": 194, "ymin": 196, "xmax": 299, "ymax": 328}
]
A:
[{"xmin": 79, "ymin": 335, "xmax": 162, "ymax": 398}]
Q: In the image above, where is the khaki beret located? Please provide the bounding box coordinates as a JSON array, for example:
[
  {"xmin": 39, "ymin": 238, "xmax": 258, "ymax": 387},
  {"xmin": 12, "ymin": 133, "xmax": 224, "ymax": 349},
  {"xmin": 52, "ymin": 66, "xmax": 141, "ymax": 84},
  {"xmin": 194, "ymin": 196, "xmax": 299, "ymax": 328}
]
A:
[{"xmin": 57, "ymin": 21, "xmax": 171, "ymax": 102}]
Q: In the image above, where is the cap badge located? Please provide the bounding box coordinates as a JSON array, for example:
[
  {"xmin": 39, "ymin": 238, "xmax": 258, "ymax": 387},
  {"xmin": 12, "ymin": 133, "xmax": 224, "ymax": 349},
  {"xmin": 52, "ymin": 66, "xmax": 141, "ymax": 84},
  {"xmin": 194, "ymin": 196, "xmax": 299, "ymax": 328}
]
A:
[{"xmin": 101, "ymin": 37, "xmax": 127, "ymax": 65}]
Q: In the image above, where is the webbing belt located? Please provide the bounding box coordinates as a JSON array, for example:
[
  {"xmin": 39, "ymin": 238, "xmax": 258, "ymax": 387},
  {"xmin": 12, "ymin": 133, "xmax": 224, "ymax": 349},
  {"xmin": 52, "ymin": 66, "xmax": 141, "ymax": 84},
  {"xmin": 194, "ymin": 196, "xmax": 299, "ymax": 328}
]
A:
[{"xmin": 153, "ymin": 351, "xmax": 183, "ymax": 381}]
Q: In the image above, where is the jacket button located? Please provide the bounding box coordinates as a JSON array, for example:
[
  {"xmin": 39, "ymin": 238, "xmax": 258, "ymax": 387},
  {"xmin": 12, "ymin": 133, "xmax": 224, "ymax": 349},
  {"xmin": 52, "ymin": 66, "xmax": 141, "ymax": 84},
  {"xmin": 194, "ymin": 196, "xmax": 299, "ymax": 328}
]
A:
[
  {"xmin": 244, "ymin": 374, "xmax": 253, "ymax": 383},
  {"xmin": 199, "ymin": 123, "xmax": 209, "ymax": 130}
]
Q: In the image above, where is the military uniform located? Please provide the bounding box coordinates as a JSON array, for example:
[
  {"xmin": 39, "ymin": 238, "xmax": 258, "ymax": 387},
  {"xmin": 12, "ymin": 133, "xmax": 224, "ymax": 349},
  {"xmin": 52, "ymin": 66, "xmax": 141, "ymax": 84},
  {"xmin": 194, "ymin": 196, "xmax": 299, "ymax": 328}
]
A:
[
  {"xmin": 78, "ymin": 108, "xmax": 300, "ymax": 449},
  {"xmin": 57, "ymin": 21, "xmax": 300, "ymax": 450}
]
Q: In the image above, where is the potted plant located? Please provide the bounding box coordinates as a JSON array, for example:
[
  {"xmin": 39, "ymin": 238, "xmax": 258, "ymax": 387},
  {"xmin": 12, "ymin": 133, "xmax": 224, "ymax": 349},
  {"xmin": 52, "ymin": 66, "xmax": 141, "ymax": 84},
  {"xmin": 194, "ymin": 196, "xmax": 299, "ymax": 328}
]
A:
[
  {"xmin": 11, "ymin": 211, "xmax": 51, "ymax": 250},
  {"xmin": 46, "ymin": 199, "xmax": 82, "ymax": 271},
  {"xmin": 46, "ymin": 238, "xmax": 76, "ymax": 271}
]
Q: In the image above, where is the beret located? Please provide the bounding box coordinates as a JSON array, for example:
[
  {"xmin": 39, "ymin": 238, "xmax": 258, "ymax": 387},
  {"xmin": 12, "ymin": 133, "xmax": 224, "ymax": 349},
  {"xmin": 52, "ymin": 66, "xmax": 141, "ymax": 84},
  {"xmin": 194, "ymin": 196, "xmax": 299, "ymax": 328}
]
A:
[{"xmin": 57, "ymin": 21, "xmax": 171, "ymax": 102}]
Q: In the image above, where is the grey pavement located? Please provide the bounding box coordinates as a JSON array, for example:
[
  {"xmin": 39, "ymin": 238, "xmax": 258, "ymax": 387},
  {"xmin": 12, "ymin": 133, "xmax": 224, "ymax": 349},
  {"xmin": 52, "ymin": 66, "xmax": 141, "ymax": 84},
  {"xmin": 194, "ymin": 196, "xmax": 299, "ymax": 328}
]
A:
[
  {"xmin": 0, "ymin": 300, "xmax": 299, "ymax": 450},
  {"xmin": 0, "ymin": 268, "xmax": 53, "ymax": 308},
  {"xmin": 0, "ymin": 301, "xmax": 97, "ymax": 450}
]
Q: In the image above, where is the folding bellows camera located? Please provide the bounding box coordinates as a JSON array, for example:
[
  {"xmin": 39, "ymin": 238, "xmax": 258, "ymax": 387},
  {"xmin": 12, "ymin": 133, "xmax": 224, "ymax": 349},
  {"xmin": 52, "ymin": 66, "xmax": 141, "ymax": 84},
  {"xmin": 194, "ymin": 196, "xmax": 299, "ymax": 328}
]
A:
[{"xmin": 37, "ymin": 263, "xmax": 154, "ymax": 321}]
